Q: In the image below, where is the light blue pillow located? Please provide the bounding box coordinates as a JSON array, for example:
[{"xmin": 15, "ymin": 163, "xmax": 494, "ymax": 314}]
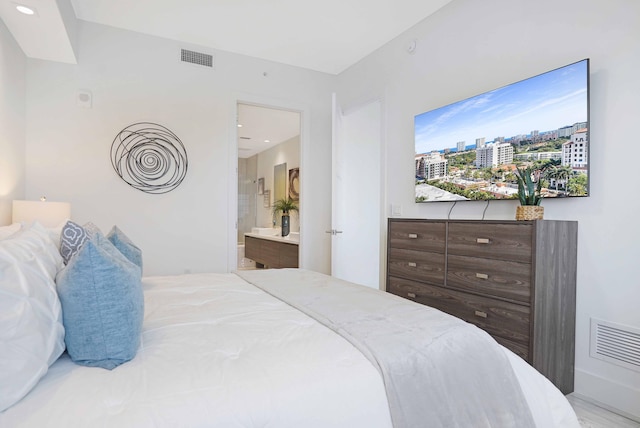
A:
[
  {"xmin": 107, "ymin": 226, "xmax": 143, "ymax": 271},
  {"xmin": 56, "ymin": 232, "xmax": 143, "ymax": 370}
]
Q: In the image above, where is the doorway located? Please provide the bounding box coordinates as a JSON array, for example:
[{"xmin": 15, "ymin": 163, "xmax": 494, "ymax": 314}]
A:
[{"xmin": 236, "ymin": 103, "xmax": 301, "ymax": 270}]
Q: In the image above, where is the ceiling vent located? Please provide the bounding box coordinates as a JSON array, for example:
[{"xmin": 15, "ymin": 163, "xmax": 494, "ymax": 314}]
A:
[
  {"xmin": 181, "ymin": 49, "xmax": 213, "ymax": 68},
  {"xmin": 590, "ymin": 318, "xmax": 640, "ymax": 372}
]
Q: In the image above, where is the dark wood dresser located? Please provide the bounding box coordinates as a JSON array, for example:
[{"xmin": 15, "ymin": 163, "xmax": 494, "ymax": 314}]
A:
[{"xmin": 386, "ymin": 219, "xmax": 577, "ymax": 394}]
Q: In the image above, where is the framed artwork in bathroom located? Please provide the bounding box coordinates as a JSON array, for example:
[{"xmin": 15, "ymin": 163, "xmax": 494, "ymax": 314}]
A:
[
  {"xmin": 257, "ymin": 178, "xmax": 264, "ymax": 195},
  {"xmin": 289, "ymin": 168, "xmax": 299, "ymax": 201}
]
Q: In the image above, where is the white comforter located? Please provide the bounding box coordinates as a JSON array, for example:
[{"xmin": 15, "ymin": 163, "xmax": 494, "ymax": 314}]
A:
[
  {"xmin": 1, "ymin": 271, "xmax": 579, "ymax": 427},
  {"xmin": 2, "ymin": 273, "xmax": 392, "ymax": 427}
]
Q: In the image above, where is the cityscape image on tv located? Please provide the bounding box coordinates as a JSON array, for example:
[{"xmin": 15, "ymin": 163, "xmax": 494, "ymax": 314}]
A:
[{"xmin": 414, "ymin": 59, "xmax": 589, "ymax": 203}]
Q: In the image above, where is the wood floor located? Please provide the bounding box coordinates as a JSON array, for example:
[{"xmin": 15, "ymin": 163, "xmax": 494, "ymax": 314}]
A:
[{"xmin": 567, "ymin": 394, "xmax": 640, "ymax": 428}]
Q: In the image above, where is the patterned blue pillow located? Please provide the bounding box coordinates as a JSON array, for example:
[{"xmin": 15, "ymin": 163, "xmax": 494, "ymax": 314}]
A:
[
  {"xmin": 59, "ymin": 221, "xmax": 88, "ymax": 264},
  {"xmin": 56, "ymin": 231, "xmax": 144, "ymax": 370},
  {"xmin": 107, "ymin": 226, "xmax": 143, "ymax": 271}
]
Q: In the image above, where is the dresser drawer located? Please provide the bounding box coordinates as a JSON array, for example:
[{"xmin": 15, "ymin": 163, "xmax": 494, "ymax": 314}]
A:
[
  {"xmin": 388, "ymin": 276, "xmax": 436, "ymax": 303},
  {"xmin": 447, "ymin": 222, "xmax": 533, "ymax": 263},
  {"xmin": 446, "ymin": 254, "xmax": 531, "ymax": 303},
  {"xmin": 388, "ymin": 221, "xmax": 446, "ymax": 253},
  {"xmin": 388, "ymin": 247, "xmax": 445, "ymax": 285},
  {"xmin": 388, "ymin": 277, "xmax": 530, "ymax": 346}
]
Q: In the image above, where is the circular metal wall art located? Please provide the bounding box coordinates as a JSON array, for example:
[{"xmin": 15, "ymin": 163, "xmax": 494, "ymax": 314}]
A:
[{"xmin": 111, "ymin": 122, "xmax": 188, "ymax": 194}]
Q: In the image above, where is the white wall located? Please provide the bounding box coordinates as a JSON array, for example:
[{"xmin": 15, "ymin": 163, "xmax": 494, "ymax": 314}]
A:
[
  {"xmin": 255, "ymin": 135, "xmax": 300, "ymax": 231},
  {"xmin": 24, "ymin": 20, "xmax": 333, "ymax": 275},
  {"xmin": 0, "ymin": 19, "xmax": 26, "ymax": 224},
  {"xmin": 336, "ymin": 0, "xmax": 640, "ymax": 418}
]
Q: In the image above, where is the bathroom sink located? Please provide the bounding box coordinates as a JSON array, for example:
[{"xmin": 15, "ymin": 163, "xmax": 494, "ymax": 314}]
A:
[
  {"xmin": 251, "ymin": 227, "xmax": 281, "ymax": 236},
  {"xmin": 249, "ymin": 228, "xmax": 298, "ymax": 243}
]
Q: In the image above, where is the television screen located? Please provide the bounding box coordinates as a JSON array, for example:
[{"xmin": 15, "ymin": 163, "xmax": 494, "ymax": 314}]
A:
[{"xmin": 414, "ymin": 59, "xmax": 589, "ymax": 203}]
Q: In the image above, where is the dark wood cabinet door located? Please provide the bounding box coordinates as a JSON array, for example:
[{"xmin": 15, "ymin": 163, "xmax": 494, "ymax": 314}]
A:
[
  {"xmin": 280, "ymin": 243, "xmax": 299, "ymax": 268},
  {"xmin": 244, "ymin": 236, "xmax": 298, "ymax": 268}
]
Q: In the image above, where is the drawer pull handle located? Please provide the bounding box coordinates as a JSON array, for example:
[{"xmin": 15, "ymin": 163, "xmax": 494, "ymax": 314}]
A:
[
  {"xmin": 476, "ymin": 238, "xmax": 490, "ymax": 244},
  {"xmin": 474, "ymin": 310, "xmax": 488, "ymax": 318},
  {"xmin": 408, "ymin": 262, "xmax": 417, "ymax": 267},
  {"xmin": 475, "ymin": 273, "xmax": 489, "ymax": 280},
  {"xmin": 407, "ymin": 292, "xmax": 417, "ymax": 298},
  {"xmin": 408, "ymin": 233, "xmax": 418, "ymax": 239}
]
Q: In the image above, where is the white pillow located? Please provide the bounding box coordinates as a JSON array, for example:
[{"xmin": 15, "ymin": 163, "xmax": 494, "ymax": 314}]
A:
[
  {"xmin": 0, "ymin": 223, "xmax": 22, "ymax": 240},
  {"xmin": 0, "ymin": 222, "xmax": 65, "ymax": 411}
]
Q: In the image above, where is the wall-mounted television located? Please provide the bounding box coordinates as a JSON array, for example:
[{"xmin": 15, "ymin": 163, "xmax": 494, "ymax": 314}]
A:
[{"xmin": 415, "ymin": 59, "xmax": 589, "ymax": 203}]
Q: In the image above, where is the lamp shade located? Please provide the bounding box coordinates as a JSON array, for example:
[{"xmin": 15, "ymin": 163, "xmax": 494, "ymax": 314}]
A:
[{"xmin": 12, "ymin": 200, "xmax": 71, "ymax": 228}]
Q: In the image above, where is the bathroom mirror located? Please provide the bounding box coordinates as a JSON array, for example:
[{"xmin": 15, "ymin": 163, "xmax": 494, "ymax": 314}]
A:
[{"xmin": 274, "ymin": 163, "xmax": 287, "ymax": 203}]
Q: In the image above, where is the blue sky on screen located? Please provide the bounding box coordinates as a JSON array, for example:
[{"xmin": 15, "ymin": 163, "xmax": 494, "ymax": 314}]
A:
[{"xmin": 415, "ymin": 60, "xmax": 588, "ymax": 154}]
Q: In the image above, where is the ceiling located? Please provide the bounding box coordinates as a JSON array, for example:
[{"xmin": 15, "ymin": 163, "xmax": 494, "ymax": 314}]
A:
[
  {"xmin": 1, "ymin": 0, "xmax": 453, "ymax": 155},
  {"xmin": 71, "ymin": 0, "xmax": 454, "ymax": 74},
  {"xmin": 237, "ymin": 104, "xmax": 300, "ymax": 159},
  {"xmin": 0, "ymin": 0, "xmax": 77, "ymax": 63},
  {"xmin": 1, "ymin": 0, "xmax": 453, "ymax": 74}
]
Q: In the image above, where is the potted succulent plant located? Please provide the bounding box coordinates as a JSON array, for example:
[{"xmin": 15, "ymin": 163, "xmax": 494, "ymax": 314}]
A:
[
  {"xmin": 514, "ymin": 165, "xmax": 544, "ymax": 220},
  {"xmin": 272, "ymin": 197, "xmax": 299, "ymax": 236}
]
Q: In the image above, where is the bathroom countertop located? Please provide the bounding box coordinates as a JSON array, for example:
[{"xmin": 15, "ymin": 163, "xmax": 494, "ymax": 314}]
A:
[{"xmin": 244, "ymin": 232, "xmax": 299, "ymax": 245}]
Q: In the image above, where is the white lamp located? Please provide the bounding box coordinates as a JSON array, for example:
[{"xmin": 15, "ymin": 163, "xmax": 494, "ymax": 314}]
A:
[{"xmin": 12, "ymin": 197, "xmax": 71, "ymax": 228}]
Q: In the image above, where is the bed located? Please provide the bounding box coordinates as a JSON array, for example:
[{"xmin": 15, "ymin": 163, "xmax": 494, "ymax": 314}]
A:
[{"xmin": 0, "ymin": 222, "xmax": 580, "ymax": 427}]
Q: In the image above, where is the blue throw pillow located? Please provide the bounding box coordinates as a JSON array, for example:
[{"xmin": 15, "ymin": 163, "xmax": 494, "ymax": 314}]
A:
[
  {"xmin": 107, "ymin": 226, "xmax": 143, "ymax": 271},
  {"xmin": 56, "ymin": 232, "xmax": 144, "ymax": 370}
]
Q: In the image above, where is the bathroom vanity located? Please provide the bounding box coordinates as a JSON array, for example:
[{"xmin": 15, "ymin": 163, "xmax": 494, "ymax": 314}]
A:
[{"xmin": 244, "ymin": 231, "xmax": 299, "ymax": 269}]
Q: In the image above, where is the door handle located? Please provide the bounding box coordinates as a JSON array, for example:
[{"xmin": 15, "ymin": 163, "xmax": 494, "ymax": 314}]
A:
[{"xmin": 325, "ymin": 229, "xmax": 344, "ymax": 235}]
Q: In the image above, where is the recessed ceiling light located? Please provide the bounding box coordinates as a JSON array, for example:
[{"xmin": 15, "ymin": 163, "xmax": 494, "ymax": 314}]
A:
[
  {"xmin": 237, "ymin": 124, "xmax": 243, "ymax": 128},
  {"xmin": 15, "ymin": 4, "xmax": 35, "ymax": 15},
  {"xmin": 264, "ymin": 139, "xmax": 270, "ymax": 143}
]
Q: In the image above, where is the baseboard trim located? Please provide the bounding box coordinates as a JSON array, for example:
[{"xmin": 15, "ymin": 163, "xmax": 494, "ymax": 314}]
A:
[{"xmin": 574, "ymin": 369, "xmax": 640, "ymax": 422}]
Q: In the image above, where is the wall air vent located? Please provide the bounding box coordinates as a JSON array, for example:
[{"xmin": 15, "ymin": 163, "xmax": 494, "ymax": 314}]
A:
[
  {"xmin": 181, "ymin": 49, "xmax": 213, "ymax": 68},
  {"xmin": 590, "ymin": 318, "xmax": 640, "ymax": 372}
]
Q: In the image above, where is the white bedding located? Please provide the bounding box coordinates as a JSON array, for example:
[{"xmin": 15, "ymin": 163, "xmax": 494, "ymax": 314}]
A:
[
  {"xmin": 2, "ymin": 273, "xmax": 392, "ymax": 427},
  {"xmin": 0, "ymin": 271, "xmax": 579, "ymax": 427},
  {"xmin": 238, "ymin": 269, "xmax": 579, "ymax": 428}
]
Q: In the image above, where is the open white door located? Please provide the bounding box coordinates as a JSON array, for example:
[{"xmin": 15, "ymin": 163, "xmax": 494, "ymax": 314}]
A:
[{"xmin": 330, "ymin": 94, "xmax": 383, "ymax": 289}]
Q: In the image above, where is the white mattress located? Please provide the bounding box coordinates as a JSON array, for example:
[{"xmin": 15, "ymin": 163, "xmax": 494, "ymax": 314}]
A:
[{"xmin": 1, "ymin": 272, "xmax": 579, "ymax": 427}]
